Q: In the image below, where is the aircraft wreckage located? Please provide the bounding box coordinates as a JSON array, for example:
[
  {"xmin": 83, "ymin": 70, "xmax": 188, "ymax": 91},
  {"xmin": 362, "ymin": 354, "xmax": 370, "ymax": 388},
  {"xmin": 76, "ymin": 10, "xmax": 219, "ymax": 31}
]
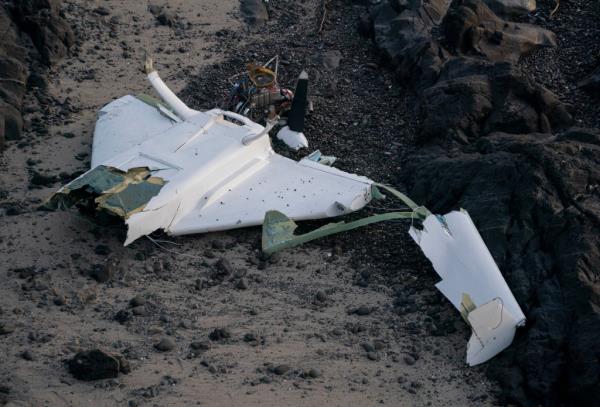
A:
[{"xmin": 45, "ymin": 57, "xmax": 526, "ymax": 366}]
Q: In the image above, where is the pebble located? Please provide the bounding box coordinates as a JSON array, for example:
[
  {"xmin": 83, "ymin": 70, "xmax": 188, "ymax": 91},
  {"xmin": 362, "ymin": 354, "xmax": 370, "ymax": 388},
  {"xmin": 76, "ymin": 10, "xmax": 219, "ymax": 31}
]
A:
[
  {"xmin": 354, "ymin": 306, "xmax": 371, "ymax": 316},
  {"xmin": 155, "ymin": 337, "xmax": 176, "ymax": 352},
  {"xmin": 0, "ymin": 322, "xmax": 15, "ymax": 335},
  {"xmin": 307, "ymin": 368, "xmax": 321, "ymax": 378},
  {"xmin": 367, "ymin": 352, "xmax": 378, "ymax": 361},
  {"xmin": 209, "ymin": 328, "xmax": 231, "ymax": 341},
  {"xmin": 190, "ymin": 341, "xmax": 211, "ymax": 351},
  {"xmin": 90, "ymin": 262, "xmax": 115, "ymax": 283},
  {"xmin": 53, "ymin": 295, "xmax": 67, "ymax": 306},
  {"xmin": 93, "ymin": 6, "xmax": 111, "ymax": 16},
  {"xmin": 273, "ymin": 364, "xmax": 290, "ymax": 375},
  {"xmin": 362, "ymin": 342, "xmax": 375, "ymax": 352},
  {"xmin": 21, "ymin": 350, "xmax": 34, "ymax": 361},
  {"xmin": 215, "ymin": 258, "xmax": 234, "ymax": 274},
  {"xmin": 129, "ymin": 295, "xmax": 146, "ymax": 307},
  {"xmin": 114, "ymin": 310, "xmax": 131, "ymax": 324},
  {"xmin": 403, "ymin": 355, "xmax": 416, "ymax": 366},
  {"xmin": 148, "ymin": 326, "xmax": 164, "ymax": 335},
  {"xmin": 131, "ymin": 306, "xmax": 146, "ymax": 316},
  {"xmin": 315, "ymin": 291, "xmax": 327, "ymax": 302},
  {"xmin": 235, "ymin": 278, "xmax": 248, "ymax": 290}
]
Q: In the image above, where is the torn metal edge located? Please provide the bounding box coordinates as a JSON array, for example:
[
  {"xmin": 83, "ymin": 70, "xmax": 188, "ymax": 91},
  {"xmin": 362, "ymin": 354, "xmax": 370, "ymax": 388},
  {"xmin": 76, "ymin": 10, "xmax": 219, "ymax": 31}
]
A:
[{"xmin": 43, "ymin": 165, "xmax": 167, "ymax": 220}]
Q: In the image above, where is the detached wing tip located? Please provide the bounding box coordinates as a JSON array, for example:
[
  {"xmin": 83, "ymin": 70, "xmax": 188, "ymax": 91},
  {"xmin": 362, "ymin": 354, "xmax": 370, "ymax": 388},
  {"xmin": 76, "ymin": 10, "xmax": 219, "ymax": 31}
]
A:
[{"xmin": 465, "ymin": 298, "xmax": 523, "ymax": 366}]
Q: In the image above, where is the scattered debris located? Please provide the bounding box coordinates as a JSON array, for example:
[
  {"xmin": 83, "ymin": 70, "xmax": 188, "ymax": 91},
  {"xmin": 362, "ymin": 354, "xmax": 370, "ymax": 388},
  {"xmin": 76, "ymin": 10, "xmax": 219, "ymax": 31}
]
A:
[
  {"xmin": 225, "ymin": 56, "xmax": 309, "ymax": 149},
  {"xmin": 43, "ymin": 54, "xmax": 526, "ymax": 366},
  {"xmin": 262, "ymin": 183, "xmax": 526, "ymax": 364}
]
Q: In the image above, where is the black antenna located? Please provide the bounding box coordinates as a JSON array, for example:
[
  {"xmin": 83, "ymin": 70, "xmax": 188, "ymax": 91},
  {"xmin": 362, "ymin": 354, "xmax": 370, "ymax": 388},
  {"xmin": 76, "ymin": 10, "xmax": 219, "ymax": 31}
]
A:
[{"xmin": 287, "ymin": 70, "xmax": 308, "ymax": 133}]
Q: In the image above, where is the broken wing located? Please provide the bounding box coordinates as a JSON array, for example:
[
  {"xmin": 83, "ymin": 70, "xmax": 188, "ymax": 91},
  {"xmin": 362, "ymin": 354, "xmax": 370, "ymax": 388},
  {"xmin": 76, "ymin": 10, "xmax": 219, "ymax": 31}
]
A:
[{"xmin": 167, "ymin": 156, "xmax": 373, "ymax": 236}]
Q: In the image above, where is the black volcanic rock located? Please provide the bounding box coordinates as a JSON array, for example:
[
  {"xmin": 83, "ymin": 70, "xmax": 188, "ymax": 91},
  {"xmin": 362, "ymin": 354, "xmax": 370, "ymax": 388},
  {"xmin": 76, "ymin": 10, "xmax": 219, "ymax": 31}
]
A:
[
  {"xmin": 441, "ymin": 0, "xmax": 555, "ymax": 63},
  {"xmin": 371, "ymin": 5, "xmax": 448, "ymax": 88},
  {"xmin": 421, "ymin": 59, "xmax": 572, "ymax": 140},
  {"xmin": 403, "ymin": 128, "xmax": 600, "ymax": 404},
  {"xmin": 0, "ymin": 7, "xmax": 28, "ymax": 147},
  {"xmin": 368, "ymin": 0, "xmax": 599, "ymax": 404},
  {"xmin": 0, "ymin": 0, "xmax": 73, "ymax": 151},
  {"xmin": 68, "ymin": 349, "xmax": 129, "ymax": 381},
  {"xmin": 10, "ymin": 0, "xmax": 75, "ymax": 65}
]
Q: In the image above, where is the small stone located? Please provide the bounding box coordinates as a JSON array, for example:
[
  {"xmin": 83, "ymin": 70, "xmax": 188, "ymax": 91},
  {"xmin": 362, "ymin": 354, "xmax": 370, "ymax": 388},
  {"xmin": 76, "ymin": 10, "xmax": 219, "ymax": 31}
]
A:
[
  {"xmin": 209, "ymin": 328, "xmax": 231, "ymax": 341},
  {"xmin": 354, "ymin": 306, "xmax": 371, "ymax": 316},
  {"xmin": 114, "ymin": 355, "xmax": 131, "ymax": 374},
  {"xmin": 307, "ymin": 368, "xmax": 321, "ymax": 378},
  {"xmin": 367, "ymin": 351, "xmax": 378, "ymax": 361},
  {"xmin": 148, "ymin": 326, "xmax": 164, "ymax": 335},
  {"xmin": 190, "ymin": 341, "xmax": 211, "ymax": 351},
  {"xmin": 90, "ymin": 262, "xmax": 115, "ymax": 283},
  {"xmin": 243, "ymin": 333, "xmax": 257, "ymax": 342},
  {"xmin": 114, "ymin": 310, "xmax": 131, "ymax": 324},
  {"xmin": 156, "ymin": 11, "xmax": 177, "ymax": 26},
  {"xmin": 362, "ymin": 342, "xmax": 375, "ymax": 353},
  {"xmin": 273, "ymin": 364, "xmax": 290, "ymax": 375},
  {"xmin": 68, "ymin": 349, "xmax": 122, "ymax": 380},
  {"xmin": 215, "ymin": 258, "xmax": 234, "ymax": 274},
  {"xmin": 131, "ymin": 306, "xmax": 146, "ymax": 316},
  {"xmin": 315, "ymin": 291, "xmax": 327, "ymax": 302},
  {"xmin": 53, "ymin": 295, "xmax": 66, "ymax": 306},
  {"xmin": 235, "ymin": 278, "xmax": 248, "ymax": 290},
  {"xmin": 403, "ymin": 355, "xmax": 416, "ymax": 366},
  {"xmin": 93, "ymin": 6, "xmax": 111, "ymax": 16},
  {"xmin": 129, "ymin": 295, "xmax": 146, "ymax": 307},
  {"xmin": 21, "ymin": 350, "xmax": 34, "ymax": 361},
  {"xmin": 0, "ymin": 322, "xmax": 15, "ymax": 335},
  {"xmin": 154, "ymin": 337, "xmax": 176, "ymax": 352}
]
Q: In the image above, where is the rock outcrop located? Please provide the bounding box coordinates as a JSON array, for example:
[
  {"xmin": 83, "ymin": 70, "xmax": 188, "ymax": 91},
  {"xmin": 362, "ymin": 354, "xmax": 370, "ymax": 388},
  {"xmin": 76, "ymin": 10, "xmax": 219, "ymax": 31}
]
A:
[
  {"xmin": 11, "ymin": 0, "xmax": 75, "ymax": 65},
  {"xmin": 364, "ymin": 0, "xmax": 600, "ymax": 404},
  {"xmin": 0, "ymin": 0, "xmax": 73, "ymax": 150},
  {"xmin": 403, "ymin": 128, "xmax": 600, "ymax": 404},
  {"xmin": 483, "ymin": 0, "xmax": 535, "ymax": 16},
  {"xmin": 421, "ymin": 58, "xmax": 571, "ymax": 140}
]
